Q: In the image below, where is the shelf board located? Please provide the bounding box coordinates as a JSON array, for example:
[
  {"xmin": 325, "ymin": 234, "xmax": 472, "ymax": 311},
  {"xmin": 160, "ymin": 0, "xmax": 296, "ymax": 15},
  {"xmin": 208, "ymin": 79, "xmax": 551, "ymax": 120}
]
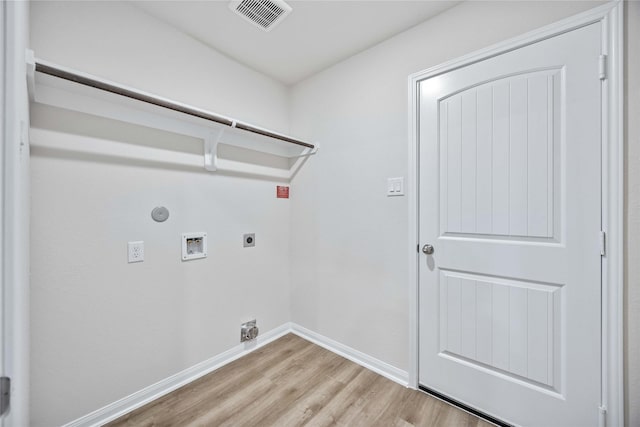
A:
[{"xmin": 29, "ymin": 59, "xmax": 317, "ymax": 162}]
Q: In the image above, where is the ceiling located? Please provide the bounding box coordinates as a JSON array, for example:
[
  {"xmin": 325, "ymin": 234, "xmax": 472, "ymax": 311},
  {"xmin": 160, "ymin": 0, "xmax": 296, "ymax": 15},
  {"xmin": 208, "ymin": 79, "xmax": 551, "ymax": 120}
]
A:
[{"xmin": 131, "ymin": 1, "xmax": 461, "ymax": 85}]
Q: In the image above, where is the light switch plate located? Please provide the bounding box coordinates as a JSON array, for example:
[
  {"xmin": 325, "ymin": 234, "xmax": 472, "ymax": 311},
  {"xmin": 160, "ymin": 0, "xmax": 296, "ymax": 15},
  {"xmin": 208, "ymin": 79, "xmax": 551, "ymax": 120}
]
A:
[
  {"xmin": 128, "ymin": 241, "xmax": 144, "ymax": 263},
  {"xmin": 387, "ymin": 177, "xmax": 404, "ymax": 196}
]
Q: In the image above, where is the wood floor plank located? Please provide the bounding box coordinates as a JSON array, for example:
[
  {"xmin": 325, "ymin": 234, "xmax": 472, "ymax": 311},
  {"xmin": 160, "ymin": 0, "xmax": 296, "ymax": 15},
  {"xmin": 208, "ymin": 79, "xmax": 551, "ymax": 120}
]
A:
[
  {"xmin": 270, "ymin": 359, "xmax": 361, "ymax": 426},
  {"xmin": 107, "ymin": 334, "xmax": 494, "ymax": 427}
]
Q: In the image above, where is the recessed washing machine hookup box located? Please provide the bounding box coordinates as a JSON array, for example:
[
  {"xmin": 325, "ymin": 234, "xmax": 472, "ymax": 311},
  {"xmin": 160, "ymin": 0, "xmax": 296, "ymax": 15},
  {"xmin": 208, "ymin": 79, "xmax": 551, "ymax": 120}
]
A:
[{"xmin": 182, "ymin": 232, "xmax": 207, "ymax": 261}]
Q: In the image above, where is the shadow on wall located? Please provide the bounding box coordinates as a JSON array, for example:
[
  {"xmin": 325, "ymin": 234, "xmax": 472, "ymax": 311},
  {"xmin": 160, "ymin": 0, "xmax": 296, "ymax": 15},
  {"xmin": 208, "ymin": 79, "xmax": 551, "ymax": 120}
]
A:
[{"xmin": 30, "ymin": 103, "xmax": 294, "ymax": 178}]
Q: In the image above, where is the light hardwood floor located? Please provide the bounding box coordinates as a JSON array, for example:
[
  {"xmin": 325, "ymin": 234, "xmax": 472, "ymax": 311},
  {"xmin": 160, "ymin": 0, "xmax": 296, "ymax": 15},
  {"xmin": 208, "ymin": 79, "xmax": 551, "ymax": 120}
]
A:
[{"xmin": 107, "ymin": 334, "xmax": 493, "ymax": 427}]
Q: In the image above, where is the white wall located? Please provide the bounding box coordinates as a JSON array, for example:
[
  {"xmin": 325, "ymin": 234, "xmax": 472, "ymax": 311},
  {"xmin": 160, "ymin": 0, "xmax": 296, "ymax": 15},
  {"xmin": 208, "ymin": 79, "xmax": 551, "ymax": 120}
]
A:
[
  {"xmin": 29, "ymin": 1, "xmax": 292, "ymax": 425},
  {"xmin": 289, "ymin": 0, "xmax": 608, "ymax": 379},
  {"xmin": 29, "ymin": 1, "xmax": 290, "ymax": 133}
]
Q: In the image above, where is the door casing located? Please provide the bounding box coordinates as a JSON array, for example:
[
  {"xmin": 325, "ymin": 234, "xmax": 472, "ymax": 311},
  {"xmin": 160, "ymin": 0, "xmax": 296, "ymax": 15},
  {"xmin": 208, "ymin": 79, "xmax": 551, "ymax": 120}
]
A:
[
  {"xmin": 2, "ymin": 1, "xmax": 30, "ymax": 426},
  {"xmin": 407, "ymin": 2, "xmax": 624, "ymax": 426}
]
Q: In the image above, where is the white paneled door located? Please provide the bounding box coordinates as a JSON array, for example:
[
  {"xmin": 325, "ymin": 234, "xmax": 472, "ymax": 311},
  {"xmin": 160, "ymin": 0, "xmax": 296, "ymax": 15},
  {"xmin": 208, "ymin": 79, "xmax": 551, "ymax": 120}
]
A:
[{"xmin": 418, "ymin": 23, "xmax": 602, "ymax": 426}]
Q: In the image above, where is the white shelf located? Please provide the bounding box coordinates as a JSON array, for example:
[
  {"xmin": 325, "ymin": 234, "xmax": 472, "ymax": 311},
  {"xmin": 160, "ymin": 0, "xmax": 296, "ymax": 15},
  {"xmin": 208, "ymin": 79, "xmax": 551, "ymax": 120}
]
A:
[{"xmin": 27, "ymin": 56, "xmax": 317, "ymax": 180}]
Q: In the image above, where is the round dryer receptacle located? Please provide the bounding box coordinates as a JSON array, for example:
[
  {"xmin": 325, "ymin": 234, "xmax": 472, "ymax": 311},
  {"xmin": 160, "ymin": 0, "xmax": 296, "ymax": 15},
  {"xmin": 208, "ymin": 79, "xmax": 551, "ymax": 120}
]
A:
[{"xmin": 151, "ymin": 206, "xmax": 170, "ymax": 222}]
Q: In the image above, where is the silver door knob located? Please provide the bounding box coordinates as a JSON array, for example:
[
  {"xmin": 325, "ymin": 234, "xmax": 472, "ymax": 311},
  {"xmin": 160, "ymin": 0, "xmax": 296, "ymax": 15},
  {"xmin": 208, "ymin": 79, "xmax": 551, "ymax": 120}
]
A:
[{"xmin": 422, "ymin": 244, "xmax": 434, "ymax": 255}]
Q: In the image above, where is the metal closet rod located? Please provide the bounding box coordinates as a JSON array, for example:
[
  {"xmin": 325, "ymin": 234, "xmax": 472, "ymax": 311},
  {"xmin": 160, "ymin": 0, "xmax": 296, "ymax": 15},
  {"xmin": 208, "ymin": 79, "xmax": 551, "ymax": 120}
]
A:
[{"xmin": 34, "ymin": 62, "xmax": 315, "ymax": 150}]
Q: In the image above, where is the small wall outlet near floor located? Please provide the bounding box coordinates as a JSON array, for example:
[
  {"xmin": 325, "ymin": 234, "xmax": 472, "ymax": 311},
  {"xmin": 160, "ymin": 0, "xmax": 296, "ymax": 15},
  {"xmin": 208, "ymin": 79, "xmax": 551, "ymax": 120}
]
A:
[
  {"xmin": 240, "ymin": 319, "xmax": 259, "ymax": 342},
  {"xmin": 128, "ymin": 241, "xmax": 144, "ymax": 263}
]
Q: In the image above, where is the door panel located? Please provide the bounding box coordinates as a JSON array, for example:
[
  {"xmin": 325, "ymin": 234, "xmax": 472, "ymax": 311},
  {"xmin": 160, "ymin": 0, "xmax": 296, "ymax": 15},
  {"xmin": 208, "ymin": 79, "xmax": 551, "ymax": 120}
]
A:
[
  {"xmin": 419, "ymin": 22, "xmax": 602, "ymax": 427},
  {"xmin": 439, "ymin": 271, "xmax": 560, "ymax": 389},
  {"xmin": 439, "ymin": 69, "xmax": 560, "ymax": 240}
]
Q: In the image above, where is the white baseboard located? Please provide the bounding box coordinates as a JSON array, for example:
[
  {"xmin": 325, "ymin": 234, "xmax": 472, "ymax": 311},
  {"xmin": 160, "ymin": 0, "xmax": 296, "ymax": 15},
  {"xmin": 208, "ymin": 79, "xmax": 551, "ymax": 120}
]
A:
[
  {"xmin": 64, "ymin": 322, "xmax": 408, "ymax": 427},
  {"xmin": 290, "ymin": 323, "xmax": 409, "ymax": 387},
  {"xmin": 63, "ymin": 322, "xmax": 292, "ymax": 427}
]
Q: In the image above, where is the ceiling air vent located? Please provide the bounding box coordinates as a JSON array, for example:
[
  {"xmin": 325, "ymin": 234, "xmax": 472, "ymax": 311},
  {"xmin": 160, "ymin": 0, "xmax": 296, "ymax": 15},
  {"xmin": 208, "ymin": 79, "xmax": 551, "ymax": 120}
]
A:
[{"xmin": 229, "ymin": 0, "xmax": 292, "ymax": 32}]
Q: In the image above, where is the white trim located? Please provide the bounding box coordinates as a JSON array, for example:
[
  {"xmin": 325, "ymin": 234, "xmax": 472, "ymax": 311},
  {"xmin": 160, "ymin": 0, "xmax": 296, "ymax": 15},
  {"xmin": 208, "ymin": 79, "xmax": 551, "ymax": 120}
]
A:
[
  {"xmin": 407, "ymin": 2, "xmax": 624, "ymax": 426},
  {"xmin": 407, "ymin": 70, "xmax": 419, "ymax": 390},
  {"xmin": 2, "ymin": 2, "xmax": 30, "ymax": 426},
  {"xmin": 63, "ymin": 323, "xmax": 292, "ymax": 427},
  {"xmin": 290, "ymin": 324, "xmax": 408, "ymax": 387},
  {"xmin": 0, "ymin": 4, "xmax": 5, "ymax": 425},
  {"xmin": 408, "ymin": 2, "xmax": 620, "ymax": 84},
  {"xmin": 63, "ymin": 322, "xmax": 409, "ymax": 427},
  {"xmin": 602, "ymin": 3, "xmax": 624, "ymax": 426}
]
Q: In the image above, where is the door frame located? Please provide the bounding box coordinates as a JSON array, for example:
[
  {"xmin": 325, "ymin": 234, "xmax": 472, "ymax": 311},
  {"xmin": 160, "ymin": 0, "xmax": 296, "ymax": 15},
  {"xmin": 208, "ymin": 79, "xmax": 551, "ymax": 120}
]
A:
[
  {"xmin": 407, "ymin": 1, "xmax": 624, "ymax": 426},
  {"xmin": 2, "ymin": 1, "xmax": 30, "ymax": 426}
]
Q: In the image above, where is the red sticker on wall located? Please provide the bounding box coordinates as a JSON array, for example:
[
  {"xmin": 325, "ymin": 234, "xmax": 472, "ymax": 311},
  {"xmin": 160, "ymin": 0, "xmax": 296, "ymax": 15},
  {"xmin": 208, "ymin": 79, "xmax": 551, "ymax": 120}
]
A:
[{"xmin": 277, "ymin": 186, "xmax": 289, "ymax": 199}]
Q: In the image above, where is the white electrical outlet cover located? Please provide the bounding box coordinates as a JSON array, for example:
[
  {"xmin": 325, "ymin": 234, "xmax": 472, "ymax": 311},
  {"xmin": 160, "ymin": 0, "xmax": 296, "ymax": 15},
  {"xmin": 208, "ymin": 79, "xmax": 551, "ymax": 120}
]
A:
[{"xmin": 128, "ymin": 241, "xmax": 144, "ymax": 263}]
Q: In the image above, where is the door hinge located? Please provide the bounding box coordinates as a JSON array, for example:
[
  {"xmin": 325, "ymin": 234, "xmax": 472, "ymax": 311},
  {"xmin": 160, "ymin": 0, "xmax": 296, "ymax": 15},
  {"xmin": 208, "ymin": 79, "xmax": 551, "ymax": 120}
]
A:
[
  {"xmin": 599, "ymin": 405, "xmax": 607, "ymax": 427},
  {"xmin": 0, "ymin": 376, "xmax": 10, "ymax": 417},
  {"xmin": 600, "ymin": 230, "xmax": 606, "ymax": 256},
  {"xmin": 417, "ymin": 244, "xmax": 420, "ymax": 253},
  {"xmin": 599, "ymin": 54, "xmax": 607, "ymax": 80}
]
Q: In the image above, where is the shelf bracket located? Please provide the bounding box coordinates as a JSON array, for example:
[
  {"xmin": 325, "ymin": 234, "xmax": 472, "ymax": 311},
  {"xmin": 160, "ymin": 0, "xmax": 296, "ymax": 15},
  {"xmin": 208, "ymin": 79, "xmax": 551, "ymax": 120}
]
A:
[
  {"xmin": 26, "ymin": 49, "xmax": 36, "ymax": 101},
  {"xmin": 292, "ymin": 143, "xmax": 319, "ymax": 158},
  {"xmin": 204, "ymin": 128, "xmax": 225, "ymax": 172}
]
